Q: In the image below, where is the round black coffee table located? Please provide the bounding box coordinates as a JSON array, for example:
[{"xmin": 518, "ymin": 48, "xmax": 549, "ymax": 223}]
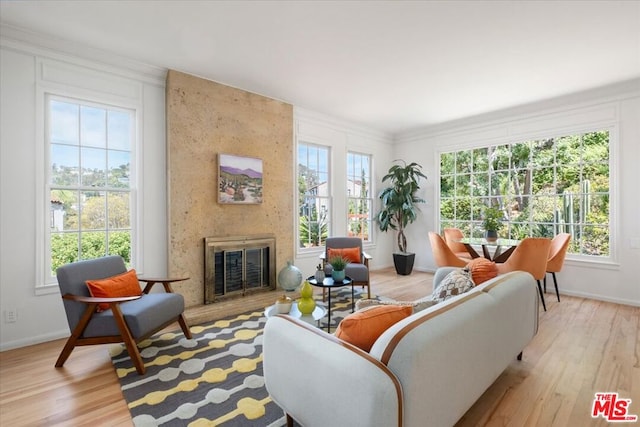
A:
[{"xmin": 307, "ymin": 276, "xmax": 353, "ymax": 332}]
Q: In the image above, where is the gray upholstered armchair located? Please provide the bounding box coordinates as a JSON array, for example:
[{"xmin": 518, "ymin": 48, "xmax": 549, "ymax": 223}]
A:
[
  {"xmin": 320, "ymin": 237, "xmax": 372, "ymax": 300},
  {"xmin": 55, "ymin": 255, "xmax": 192, "ymax": 374}
]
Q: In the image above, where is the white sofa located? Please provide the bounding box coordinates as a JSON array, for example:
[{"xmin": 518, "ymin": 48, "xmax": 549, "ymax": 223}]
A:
[{"xmin": 263, "ymin": 270, "xmax": 539, "ymax": 427}]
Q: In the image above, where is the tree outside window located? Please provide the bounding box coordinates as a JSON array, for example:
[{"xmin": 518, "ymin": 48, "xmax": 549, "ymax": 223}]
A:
[
  {"xmin": 297, "ymin": 142, "xmax": 330, "ymax": 248},
  {"xmin": 439, "ymin": 130, "xmax": 610, "ymax": 257},
  {"xmin": 347, "ymin": 152, "xmax": 372, "ymax": 242}
]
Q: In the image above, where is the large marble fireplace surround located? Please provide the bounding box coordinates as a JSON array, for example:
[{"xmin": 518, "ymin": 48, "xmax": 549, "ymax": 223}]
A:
[{"xmin": 166, "ymin": 70, "xmax": 294, "ymax": 309}]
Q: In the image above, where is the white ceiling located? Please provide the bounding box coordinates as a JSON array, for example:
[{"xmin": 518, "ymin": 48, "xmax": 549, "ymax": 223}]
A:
[{"xmin": 1, "ymin": 1, "xmax": 639, "ymax": 135}]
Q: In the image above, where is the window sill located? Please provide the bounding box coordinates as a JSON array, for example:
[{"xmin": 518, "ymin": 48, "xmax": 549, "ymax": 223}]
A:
[
  {"xmin": 564, "ymin": 257, "xmax": 620, "ymax": 270},
  {"xmin": 35, "ymin": 283, "xmax": 60, "ymax": 296}
]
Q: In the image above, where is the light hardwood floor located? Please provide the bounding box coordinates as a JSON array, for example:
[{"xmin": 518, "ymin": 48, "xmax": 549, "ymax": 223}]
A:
[{"xmin": 0, "ymin": 268, "xmax": 638, "ymax": 426}]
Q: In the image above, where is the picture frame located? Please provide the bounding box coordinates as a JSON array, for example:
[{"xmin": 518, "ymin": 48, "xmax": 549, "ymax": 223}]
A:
[{"xmin": 218, "ymin": 154, "xmax": 263, "ymax": 204}]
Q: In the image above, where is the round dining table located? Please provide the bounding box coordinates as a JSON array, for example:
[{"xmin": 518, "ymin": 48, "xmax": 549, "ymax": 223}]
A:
[{"xmin": 457, "ymin": 237, "xmax": 521, "ymax": 263}]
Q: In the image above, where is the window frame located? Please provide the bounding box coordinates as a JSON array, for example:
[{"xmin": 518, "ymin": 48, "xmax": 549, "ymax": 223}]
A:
[
  {"xmin": 36, "ymin": 91, "xmax": 140, "ymax": 292},
  {"xmin": 346, "ymin": 151, "xmax": 373, "ymax": 243},
  {"xmin": 296, "ymin": 141, "xmax": 332, "ymax": 252},
  {"xmin": 438, "ymin": 126, "xmax": 616, "ymax": 262}
]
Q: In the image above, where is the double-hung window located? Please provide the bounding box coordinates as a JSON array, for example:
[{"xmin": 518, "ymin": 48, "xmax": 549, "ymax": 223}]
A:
[
  {"xmin": 347, "ymin": 151, "xmax": 372, "ymax": 242},
  {"xmin": 297, "ymin": 142, "xmax": 330, "ymax": 249},
  {"xmin": 439, "ymin": 129, "xmax": 611, "ymax": 258},
  {"xmin": 46, "ymin": 95, "xmax": 135, "ymax": 279}
]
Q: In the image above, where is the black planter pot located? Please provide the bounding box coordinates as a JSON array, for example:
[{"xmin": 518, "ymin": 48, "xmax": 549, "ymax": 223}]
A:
[
  {"xmin": 393, "ymin": 252, "xmax": 415, "ymax": 275},
  {"xmin": 485, "ymin": 230, "xmax": 498, "ymax": 242}
]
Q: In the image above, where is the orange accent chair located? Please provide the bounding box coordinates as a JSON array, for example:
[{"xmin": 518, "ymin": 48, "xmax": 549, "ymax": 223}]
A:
[
  {"xmin": 545, "ymin": 233, "xmax": 571, "ymax": 302},
  {"xmin": 428, "ymin": 232, "xmax": 468, "ymax": 268},
  {"xmin": 497, "ymin": 237, "xmax": 552, "ymax": 311},
  {"xmin": 443, "ymin": 228, "xmax": 473, "ymax": 260}
]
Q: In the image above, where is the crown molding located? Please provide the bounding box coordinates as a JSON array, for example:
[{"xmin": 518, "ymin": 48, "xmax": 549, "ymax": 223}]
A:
[
  {"xmin": 0, "ymin": 23, "xmax": 166, "ymax": 86},
  {"xmin": 397, "ymin": 78, "xmax": 640, "ymax": 142},
  {"xmin": 294, "ymin": 106, "xmax": 393, "ymax": 143}
]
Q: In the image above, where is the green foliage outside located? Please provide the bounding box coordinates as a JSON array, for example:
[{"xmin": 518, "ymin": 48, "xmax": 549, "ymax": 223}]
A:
[
  {"xmin": 439, "ymin": 131, "xmax": 610, "ymax": 256},
  {"xmin": 298, "ymin": 153, "xmax": 330, "ymax": 247},
  {"xmin": 347, "ymin": 167, "xmax": 371, "ymax": 240},
  {"xmin": 50, "ymin": 231, "xmax": 131, "ymax": 274},
  {"xmin": 299, "ymin": 214, "xmax": 328, "ymax": 248},
  {"xmin": 50, "ymin": 179, "xmax": 131, "ymax": 273}
]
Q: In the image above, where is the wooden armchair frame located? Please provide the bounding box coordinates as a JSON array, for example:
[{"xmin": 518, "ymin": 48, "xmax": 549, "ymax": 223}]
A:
[{"xmin": 55, "ymin": 256, "xmax": 192, "ymax": 375}]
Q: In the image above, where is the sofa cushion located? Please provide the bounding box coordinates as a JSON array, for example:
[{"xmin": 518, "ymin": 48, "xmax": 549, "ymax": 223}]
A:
[
  {"xmin": 327, "ymin": 247, "xmax": 361, "ymax": 264},
  {"xmin": 432, "ymin": 268, "xmax": 474, "ymax": 303},
  {"xmin": 466, "ymin": 257, "xmax": 498, "ymax": 284},
  {"xmin": 335, "ymin": 305, "xmax": 412, "ymax": 352},
  {"xmin": 86, "ymin": 269, "xmax": 142, "ymax": 312}
]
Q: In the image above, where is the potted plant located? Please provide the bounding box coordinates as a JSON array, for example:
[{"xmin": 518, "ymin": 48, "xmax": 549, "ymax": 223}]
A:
[
  {"xmin": 375, "ymin": 160, "xmax": 427, "ymax": 275},
  {"xmin": 482, "ymin": 206, "xmax": 503, "ymax": 242},
  {"xmin": 328, "ymin": 255, "xmax": 349, "ymax": 282}
]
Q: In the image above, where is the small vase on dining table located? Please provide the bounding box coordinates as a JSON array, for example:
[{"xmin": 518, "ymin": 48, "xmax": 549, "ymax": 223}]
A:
[{"xmin": 485, "ymin": 230, "xmax": 498, "ymax": 243}]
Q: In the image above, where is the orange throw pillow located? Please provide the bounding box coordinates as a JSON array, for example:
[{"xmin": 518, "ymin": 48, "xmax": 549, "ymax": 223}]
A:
[
  {"xmin": 335, "ymin": 305, "xmax": 412, "ymax": 352},
  {"xmin": 327, "ymin": 247, "xmax": 361, "ymax": 264},
  {"xmin": 86, "ymin": 269, "xmax": 142, "ymax": 312},
  {"xmin": 466, "ymin": 258, "xmax": 498, "ymax": 285}
]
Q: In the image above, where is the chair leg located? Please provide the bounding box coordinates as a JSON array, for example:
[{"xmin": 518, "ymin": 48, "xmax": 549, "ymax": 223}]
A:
[
  {"xmin": 552, "ymin": 272, "xmax": 560, "ymax": 302},
  {"xmin": 55, "ymin": 335, "xmax": 79, "ymax": 368},
  {"xmin": 178, "ymin": 314, "xmax": 192, "ymax": 339},
  {"xmin": 286, "ymin": 413, "xmax": 294, "ymax": 427},
  {"xmin": 55, "ymin": 303, "xmax": 98, "ymax": 368},
  {"xmin": 111, "ymin": 304, "xmax": 146, "ymax": 374},
  {"xmin": 536, "ymin": 280, "xmax": 547, "ymax": 311},
  {"xmin": 544, "ymin": 274, "xmax": 547, "ymax": 292}
]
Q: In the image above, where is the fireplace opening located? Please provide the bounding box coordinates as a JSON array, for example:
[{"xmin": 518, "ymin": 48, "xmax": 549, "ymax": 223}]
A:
[{"xmin": 204, "ymin": 234, "xmax": 276, "ymax": 303}]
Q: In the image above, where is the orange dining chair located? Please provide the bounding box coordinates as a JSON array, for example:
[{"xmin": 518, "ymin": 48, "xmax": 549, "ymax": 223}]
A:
[
  {"xmin": 443, "ymin": 228, "xmax": 473, "ymax": 260},
  {"xmin": 497, "ymin": 237, "xmax": 552, "ymax": 311},
  {"xmin": 428, "ymin": 232, "xmax": 468, "ymax": 268},
  {"xmin": 545, "ymin": 233, "xmax": 571, "ymax": 302}
]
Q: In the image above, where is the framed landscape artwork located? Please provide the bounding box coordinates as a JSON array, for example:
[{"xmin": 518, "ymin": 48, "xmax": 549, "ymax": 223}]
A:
[{"xmin": 218, "ymin": 154, "xmax": 263, "ymax": 204}]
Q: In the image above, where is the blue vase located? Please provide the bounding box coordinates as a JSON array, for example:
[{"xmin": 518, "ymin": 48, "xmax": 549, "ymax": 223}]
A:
[
  {"xmin": 278, "ymin": 261, "xmax": 303, "ymax": 292},
  {"xmin": 331, "ymin": 270, "xmax": 346, "ymax": 282}
]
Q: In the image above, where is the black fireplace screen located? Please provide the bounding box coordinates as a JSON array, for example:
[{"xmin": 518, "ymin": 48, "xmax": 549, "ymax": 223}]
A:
[{"xmin": 205, "ymin": 235, "xmax": 276, "ymax": 303}]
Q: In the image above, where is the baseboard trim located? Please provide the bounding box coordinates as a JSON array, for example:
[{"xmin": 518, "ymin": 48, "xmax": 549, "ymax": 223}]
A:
[{"xmin": 0, "ymin": 329, "xmax": 68, "ymax": 352}]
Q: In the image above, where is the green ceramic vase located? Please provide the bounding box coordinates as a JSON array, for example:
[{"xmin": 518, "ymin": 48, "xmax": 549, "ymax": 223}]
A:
[{"xmin": 297, "ymin": 280, "xmax": 316, "ymax": 314}]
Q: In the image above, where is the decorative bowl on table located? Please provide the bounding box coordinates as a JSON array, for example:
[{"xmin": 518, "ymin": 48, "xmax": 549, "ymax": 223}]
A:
[{"xmin": 275, "ymin": 295, "xmax": 293, "ymax": 314}]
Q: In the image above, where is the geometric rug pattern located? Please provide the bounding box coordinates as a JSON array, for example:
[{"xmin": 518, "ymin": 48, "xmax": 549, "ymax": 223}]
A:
[{"xmin": 109, "ymin": 288, "xmax": 369, "ymax": 426}]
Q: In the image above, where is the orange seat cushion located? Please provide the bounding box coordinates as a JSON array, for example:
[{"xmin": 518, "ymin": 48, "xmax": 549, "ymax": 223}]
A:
[
  {"xmin": 327, "ymin": 247, "xmax": 361, "ymax": 264},
  {"xmin": 85, "ymin": 269, "xmax": 142, "ymax": 312},
  {"xmin": 466, "ymin": 258, "xmax": 498, "ymax": 285},
  {"xmin": 335, "ymin": 305, "xmax": 412, "ymax": 352}
]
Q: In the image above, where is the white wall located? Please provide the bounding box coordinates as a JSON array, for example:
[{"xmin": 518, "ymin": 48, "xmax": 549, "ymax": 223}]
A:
[
  {"xmin": 0, "ymin": 34, "xmax": 167, "ymax": 350},
  {"xmin": 394, "ymin": 80, "xmax": 640, "ymax": 306},
  {"xmin": 292, "ymin": 108, "xmax": 395, "ymax": 275}
]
